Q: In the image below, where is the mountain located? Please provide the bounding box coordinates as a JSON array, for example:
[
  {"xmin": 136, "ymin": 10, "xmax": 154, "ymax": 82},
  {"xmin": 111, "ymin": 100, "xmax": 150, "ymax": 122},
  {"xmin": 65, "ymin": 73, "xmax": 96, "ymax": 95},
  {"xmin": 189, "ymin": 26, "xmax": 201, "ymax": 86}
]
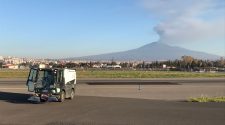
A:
[{"xmin": 69, "ymin": 42, "xmax": 220, "ymax": 61}]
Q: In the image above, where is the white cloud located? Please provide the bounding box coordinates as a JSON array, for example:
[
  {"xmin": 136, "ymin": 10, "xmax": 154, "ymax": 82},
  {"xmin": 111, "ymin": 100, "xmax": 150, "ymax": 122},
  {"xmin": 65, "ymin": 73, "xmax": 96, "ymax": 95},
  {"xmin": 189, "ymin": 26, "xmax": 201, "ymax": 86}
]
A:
[{"xmin": 141, "ymin": 0, "xmax": 225, "ymax": 44}]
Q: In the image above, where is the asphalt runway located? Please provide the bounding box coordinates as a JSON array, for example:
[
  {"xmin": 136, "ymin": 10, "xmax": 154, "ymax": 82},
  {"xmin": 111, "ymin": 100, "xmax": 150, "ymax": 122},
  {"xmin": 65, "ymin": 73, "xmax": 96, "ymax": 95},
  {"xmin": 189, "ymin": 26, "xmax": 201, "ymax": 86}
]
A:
[{"xmin": 0, "ymin": 78, "xmax": 225, "ymax": 125}]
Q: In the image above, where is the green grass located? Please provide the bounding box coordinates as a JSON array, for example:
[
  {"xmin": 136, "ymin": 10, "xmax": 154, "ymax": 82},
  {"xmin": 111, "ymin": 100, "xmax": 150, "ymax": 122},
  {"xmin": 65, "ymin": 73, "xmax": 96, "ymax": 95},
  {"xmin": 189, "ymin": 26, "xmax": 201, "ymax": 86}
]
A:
[
  {"xmin": 77, "ymin": 70, "xmax": 225, "ymax": 78},
  {"xmin": 189, "ymin": 96, "xmax": 225, "ymax": 102},
  {"xmin": 0, "ymin": 69, "xmax": 225, "ymax": 78},
  {"xmin": 0, "ymin": 69, "xmax": 29, "ymax": 78}
]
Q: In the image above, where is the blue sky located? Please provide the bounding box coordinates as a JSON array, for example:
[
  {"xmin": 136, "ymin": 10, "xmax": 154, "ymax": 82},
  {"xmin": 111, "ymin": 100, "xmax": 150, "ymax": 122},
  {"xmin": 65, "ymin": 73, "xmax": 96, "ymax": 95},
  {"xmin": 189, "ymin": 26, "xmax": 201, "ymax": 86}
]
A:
[{"xmin": 0, "ymin": 0, "xmax": 224, "ymax": 58}]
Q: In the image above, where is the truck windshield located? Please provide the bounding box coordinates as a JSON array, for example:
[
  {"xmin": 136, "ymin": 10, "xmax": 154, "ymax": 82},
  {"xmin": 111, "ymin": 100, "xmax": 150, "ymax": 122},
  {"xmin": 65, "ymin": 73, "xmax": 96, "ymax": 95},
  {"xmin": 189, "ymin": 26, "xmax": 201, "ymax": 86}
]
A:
[{"xmin": 36, "ymin": 70, "xmax": 54, "ymax": 87}]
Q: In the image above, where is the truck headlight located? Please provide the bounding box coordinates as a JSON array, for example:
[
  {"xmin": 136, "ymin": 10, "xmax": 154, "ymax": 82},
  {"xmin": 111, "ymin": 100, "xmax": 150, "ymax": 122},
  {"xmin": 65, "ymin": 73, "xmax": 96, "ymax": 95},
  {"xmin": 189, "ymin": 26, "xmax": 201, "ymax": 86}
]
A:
[
  {"xmin": 56, "ymin": 88, "xmax": 60, "ymax": 93},
  {"xmin": 51, "ymin": 90, "xmax": 56, "ymax": 93}
]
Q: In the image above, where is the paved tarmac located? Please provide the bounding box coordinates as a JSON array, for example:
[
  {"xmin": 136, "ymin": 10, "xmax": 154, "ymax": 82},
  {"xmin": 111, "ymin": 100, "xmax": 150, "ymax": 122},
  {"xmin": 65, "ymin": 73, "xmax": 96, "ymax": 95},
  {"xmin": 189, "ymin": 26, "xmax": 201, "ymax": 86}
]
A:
[
  {"xmin": 0, "ymin": 78, "xmax": 225, "ymax": 125},
  {"xmin": 1, "ymin": 78, "xmax": 225, "ymax": 100}
]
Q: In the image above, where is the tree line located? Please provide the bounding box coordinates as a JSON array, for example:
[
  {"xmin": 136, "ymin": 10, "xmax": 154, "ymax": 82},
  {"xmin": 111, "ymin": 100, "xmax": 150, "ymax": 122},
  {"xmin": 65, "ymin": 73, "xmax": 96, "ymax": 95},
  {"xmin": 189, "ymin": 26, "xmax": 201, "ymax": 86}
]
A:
[
  {"xmin": 50, "ymin": 56, "xmax": 225, "ymax": 71},
  {"xmin": 135, "ymin": 56, "xmax": 225, "ymax": 71}
]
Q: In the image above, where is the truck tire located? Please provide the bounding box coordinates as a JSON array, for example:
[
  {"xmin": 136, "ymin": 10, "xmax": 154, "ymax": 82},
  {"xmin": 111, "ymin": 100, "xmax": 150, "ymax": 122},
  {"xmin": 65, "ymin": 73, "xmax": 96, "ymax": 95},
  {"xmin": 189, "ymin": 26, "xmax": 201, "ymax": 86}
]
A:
[
  {"xmin": 59, "ymin": 91, "xmax": 65, "ymax": 102},
  {"xmin": 69, "ymin": 89, "xmax": 75, "ymax": 100},
  {"xmin": 39, "ymin": 94, "xmax": 47, "ymax": 102}
]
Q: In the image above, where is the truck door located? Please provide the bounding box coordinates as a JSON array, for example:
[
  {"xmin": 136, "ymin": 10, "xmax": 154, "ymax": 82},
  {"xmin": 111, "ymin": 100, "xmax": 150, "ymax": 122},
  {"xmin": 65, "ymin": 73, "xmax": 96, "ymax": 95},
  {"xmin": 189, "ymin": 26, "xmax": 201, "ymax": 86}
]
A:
[
  {"xmin": 63, "ymin": 70, "xmax": 73, "ymax": 98},
  {"xmin": 26, "ymin": 68, "xmax": 37, "ymax": 92},
  {"xmin": 64, "ymin": 79, "xmax": 72, "ymax": 98}
]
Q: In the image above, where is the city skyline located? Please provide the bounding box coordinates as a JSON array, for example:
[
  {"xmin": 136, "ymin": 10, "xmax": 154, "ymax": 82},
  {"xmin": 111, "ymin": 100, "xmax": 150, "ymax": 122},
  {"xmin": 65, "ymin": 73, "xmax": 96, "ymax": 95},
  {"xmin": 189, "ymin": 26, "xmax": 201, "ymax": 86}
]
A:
[{"xmin": 0, "ymin": 0, "xmax": 224, "ymax": 59}]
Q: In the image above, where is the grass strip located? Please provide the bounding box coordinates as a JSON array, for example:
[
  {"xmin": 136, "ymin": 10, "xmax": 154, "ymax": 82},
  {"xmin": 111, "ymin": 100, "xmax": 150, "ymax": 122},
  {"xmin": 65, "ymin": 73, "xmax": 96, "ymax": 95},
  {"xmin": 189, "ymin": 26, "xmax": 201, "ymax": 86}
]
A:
[
  {"xmin": 0, "ymin": 69, "xmax": 225, "ymax": 78},
  {"xmin": 189, "ymin": 96, "xmax": 225, "ymax": 102}
]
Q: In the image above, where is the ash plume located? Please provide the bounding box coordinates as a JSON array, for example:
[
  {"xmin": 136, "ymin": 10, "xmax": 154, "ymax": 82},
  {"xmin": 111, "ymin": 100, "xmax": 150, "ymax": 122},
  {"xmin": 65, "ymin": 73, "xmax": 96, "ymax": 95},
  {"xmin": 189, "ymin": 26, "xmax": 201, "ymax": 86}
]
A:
[{"xmin": 142, "ymin": 0, "xmax": 225, "ymax": 44}]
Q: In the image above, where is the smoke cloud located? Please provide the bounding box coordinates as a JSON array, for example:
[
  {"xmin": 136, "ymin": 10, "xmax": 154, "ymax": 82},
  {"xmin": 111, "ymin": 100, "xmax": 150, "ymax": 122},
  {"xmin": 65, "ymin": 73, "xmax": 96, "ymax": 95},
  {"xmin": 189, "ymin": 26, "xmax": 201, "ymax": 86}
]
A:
[{"xmin": 142, "ymin": 0, "xmax": 225, "ymax": 44}]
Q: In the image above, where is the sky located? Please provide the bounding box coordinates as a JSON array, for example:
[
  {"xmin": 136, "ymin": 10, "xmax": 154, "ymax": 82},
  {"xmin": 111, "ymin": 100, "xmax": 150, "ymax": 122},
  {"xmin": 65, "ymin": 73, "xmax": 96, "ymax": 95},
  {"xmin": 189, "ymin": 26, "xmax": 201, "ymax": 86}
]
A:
[{"xmin": 0, "ymin": 0, "xmax": 224, "ymax": 59}]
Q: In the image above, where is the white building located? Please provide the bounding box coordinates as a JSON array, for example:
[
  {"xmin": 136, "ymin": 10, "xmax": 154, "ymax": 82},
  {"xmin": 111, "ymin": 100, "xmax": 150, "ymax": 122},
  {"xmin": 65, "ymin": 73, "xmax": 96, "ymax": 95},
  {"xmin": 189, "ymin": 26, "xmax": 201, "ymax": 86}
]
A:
[
  {"xmin": 0, "ymin": 56, "xmax": 3, "ymax": 61},
  {"xmin": 106, "ymin": 65, "xmax": 122, "ymax": 69},
  {"xmin": 8, "ymin": 65, "xmax": 19, "ymax": 69},
  {"xmin": 4, "ymin": 57, "xmax": 24, "ymax": 64}
]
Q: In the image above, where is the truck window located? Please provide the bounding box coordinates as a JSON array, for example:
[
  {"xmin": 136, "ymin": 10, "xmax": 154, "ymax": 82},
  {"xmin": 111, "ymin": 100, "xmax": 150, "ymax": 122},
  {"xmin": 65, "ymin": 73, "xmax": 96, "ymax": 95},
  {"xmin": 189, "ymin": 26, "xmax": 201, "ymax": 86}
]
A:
[
  {"xmin": 28, "ymin": 69, "xmax": 37, "ymax": 82},
  {"xmin": 34, "ymin": 70, "xmax": 55, "ymax": 87},
  {"xmin": 57, "ymin": 70, "xmax": 63, "ymax": 83},
  {"xmin": 37, "ymin": 70, "xmax": 44, "ymax": 83}
]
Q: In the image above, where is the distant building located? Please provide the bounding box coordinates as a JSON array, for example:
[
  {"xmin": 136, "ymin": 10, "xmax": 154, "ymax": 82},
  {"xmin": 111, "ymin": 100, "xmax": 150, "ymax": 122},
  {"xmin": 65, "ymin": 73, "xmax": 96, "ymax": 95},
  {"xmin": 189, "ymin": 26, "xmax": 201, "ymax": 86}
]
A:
[
  {"xmin": 2, "ymin": 64, "xmax": 19, "ymax": 69},
  {"xmin": 106, "ymin": 65, "xmax": 122, "ymax": 69},
  {"xmin": 3, "ymin": 57, "xmax": 24, "ymax": 64},
  {"xmin": 0, "ymin": 56, "xmax": 3, "ymax": 61},
  {"xmin": 92, "ymin": 64, "xmax": 101, "ymax": 68}
]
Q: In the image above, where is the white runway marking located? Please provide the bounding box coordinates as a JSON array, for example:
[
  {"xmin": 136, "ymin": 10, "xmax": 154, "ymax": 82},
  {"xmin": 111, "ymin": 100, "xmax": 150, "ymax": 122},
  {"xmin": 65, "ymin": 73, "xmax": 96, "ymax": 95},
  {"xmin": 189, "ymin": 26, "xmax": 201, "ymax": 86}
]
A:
[{"xmin": 0, "ymin": 88, "xmax": 26, "ymax": 90}]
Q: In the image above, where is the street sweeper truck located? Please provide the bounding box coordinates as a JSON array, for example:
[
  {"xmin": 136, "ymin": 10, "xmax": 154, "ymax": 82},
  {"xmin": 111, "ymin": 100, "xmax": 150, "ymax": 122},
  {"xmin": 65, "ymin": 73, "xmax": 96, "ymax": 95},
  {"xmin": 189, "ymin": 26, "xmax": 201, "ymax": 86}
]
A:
[{"xmin": 26, "ymin": 67, "xmax": 76, "ymax": 103}]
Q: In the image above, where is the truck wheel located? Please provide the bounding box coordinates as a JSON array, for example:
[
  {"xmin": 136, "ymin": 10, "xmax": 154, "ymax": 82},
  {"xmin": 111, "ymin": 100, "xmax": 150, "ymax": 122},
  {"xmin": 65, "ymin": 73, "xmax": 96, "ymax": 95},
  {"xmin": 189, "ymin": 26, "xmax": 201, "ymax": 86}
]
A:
[
  {"xmin": 69, "ymin": 89, "xmax": 75, "ymax": 100},
  {"xmin": 39, "ymin": 94, "xmax": 47, "ymax": 102},
  {"xmin": 59, "ymin": 91, "xmax": 65, "ymax": 102}
]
